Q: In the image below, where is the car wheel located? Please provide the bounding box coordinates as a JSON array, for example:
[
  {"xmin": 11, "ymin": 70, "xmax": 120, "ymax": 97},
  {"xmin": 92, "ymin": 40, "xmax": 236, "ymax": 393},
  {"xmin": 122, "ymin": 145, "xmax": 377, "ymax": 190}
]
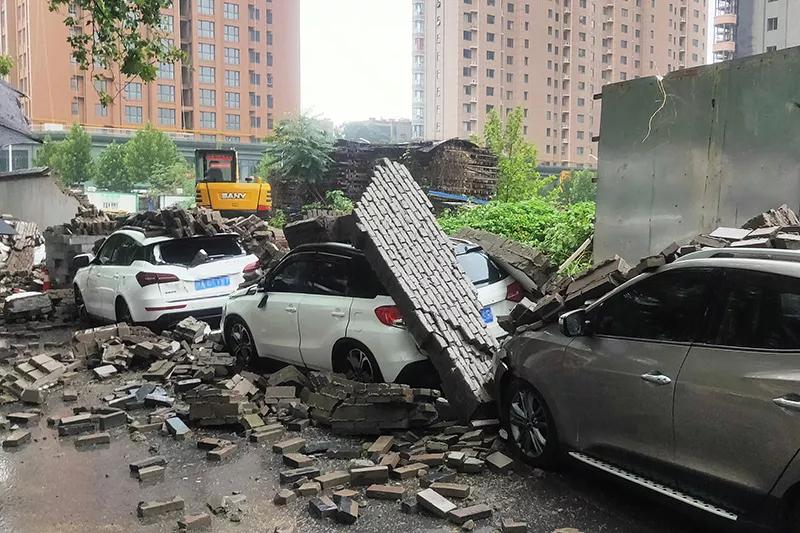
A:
[
  {"xmin": 74, "ymin": 286, "xmax": 89, "ymax": 322},
  {"xmin": 334, "ymin": 342, "xmax": 384, "ymax": 383},
  {"xmin": 504, "ymin": 379, "xmax": 559, "ymax": 469},
  {"xmin": 225, "ymin": 317, "xmax": 257, "ymax": 371},
  {"xmin": 115, "ymin": 298, "xmax": 133, "ymax": 325}
]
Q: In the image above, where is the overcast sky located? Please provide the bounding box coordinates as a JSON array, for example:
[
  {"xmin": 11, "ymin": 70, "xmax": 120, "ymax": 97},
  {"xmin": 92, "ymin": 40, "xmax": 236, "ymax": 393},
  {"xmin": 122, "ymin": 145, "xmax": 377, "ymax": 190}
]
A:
[{"xmin": 300, "ymin": 0, "xmax": 411, "ymax": 125}]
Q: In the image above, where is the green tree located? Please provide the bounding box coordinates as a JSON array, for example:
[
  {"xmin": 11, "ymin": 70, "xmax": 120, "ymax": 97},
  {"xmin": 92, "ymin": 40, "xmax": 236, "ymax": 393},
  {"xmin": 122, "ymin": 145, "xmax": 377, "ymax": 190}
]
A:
[
  {"xmin": 0, "ymin": 54, "xmax": 13, "ymax": 76},
  {"xmin": 557, "ymin": 169, "xmax": 597, "ymax": 205},
  {"xmin": 95, "ymin": 142, "xmax": 133, "ymax": 192},
  {"xmin": 37, "ymin": 124, "xmax": 94, "ymax": 186},
  {"xmin": 148, "ymin": 160, "xmax": 193, "ymax": 195},
  {"xmin": 483, "ymin": 108, "xmax": 547, "ymax": 202},
  {"xmin": 48, "ymin": 0, "xmax": 185, "ymax": 105},
  {"xmin": 123, "ymin": 124, "xmax": 182, "ymax": 188},
  {"xmin": 259, "ymin": 114, "xmax": 334, "ymax": 201}
]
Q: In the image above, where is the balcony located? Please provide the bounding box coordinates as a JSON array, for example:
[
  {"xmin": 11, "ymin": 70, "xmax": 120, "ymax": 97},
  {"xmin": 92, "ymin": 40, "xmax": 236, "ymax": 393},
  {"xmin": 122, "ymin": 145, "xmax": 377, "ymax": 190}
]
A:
[
  {"xmin": 713, "ymin": 40, "xmax": 736, "ymax": 53},
  {"xmin": 714, "ymin": 13, "xmax": 738, "ymax": 25}
]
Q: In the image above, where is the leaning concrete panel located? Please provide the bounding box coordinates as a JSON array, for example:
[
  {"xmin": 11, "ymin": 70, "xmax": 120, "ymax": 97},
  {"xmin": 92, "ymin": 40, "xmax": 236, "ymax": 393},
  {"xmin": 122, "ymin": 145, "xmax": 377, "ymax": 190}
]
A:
[
  {"xmin": 595, "ymin": 47, "xmax": 800, "ymax": 265},
  {"xmin": 353, "ymin": 159, "xmax": 496, "ymax": 419}
]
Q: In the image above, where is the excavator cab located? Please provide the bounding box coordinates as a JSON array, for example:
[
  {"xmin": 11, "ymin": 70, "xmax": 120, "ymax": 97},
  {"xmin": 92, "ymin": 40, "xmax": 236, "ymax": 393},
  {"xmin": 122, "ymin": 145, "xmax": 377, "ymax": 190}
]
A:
[{"xmin": 194, "ymin": 149, "xmax": 272, "ymax": 217}]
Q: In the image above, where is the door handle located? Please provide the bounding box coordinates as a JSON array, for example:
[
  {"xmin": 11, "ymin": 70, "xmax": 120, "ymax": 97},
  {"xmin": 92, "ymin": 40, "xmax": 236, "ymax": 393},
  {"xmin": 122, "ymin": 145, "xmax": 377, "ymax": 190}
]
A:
[
  {"xmin": 331, "ymin": 311, "xmax": 346, "ymax": 318},
  {"xmin": 773, "ymin": 397, "xmax": 800, "ymax": 412},
  {"xmin": 285, "ymin": 306, "xmax": 297, "ymax": 313},
  {"xmin": 640, "ymin": 372, "xmax": 672, "ymax": 385}
]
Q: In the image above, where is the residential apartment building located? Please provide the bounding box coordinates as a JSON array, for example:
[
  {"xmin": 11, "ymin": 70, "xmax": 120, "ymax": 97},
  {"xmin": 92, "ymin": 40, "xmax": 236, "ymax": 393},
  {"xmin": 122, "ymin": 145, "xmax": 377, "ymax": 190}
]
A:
[
  {"xmin": 0, "ymin": 0, "xmax": 300, "ymax": 143},
  {"xmin": 412, "ymin": 0, "xmax": 708, "ymax": 168},
  {"xmin": 713, "ymin": 0, "xmax": 800, "ymax": 62}
]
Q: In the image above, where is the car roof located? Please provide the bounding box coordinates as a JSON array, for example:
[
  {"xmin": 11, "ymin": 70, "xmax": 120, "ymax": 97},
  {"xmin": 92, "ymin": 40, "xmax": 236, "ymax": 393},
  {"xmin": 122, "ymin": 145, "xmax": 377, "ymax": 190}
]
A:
[
  {"xmin": 111, "ymin": 228, "xmax": 240, "ymax": 247},
  {"xmin": 289, "ymin": 238, "xmax": 482, "ymax": 258}
]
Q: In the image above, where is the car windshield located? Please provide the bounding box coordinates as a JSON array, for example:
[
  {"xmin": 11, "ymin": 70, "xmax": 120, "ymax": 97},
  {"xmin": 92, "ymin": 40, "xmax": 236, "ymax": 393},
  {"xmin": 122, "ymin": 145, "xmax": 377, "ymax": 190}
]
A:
[
  {"xmin": 457, "ymin": 250, "xmax": 506, "ymax": 287},
  {"xmin": 156, "ymin": 235, "xmax": 243, "ymax": 266}
]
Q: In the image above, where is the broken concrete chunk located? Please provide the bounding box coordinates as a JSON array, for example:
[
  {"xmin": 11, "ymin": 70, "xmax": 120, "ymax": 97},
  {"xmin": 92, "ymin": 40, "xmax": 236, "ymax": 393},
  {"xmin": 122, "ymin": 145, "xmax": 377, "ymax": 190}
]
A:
[
  {"xmin": 137, "ymin": 497, "xmax": 185, "ymax": 518},
  {"xmin": 416, "ymin": 488, "xmax": 457, "ymax": 518},
  {"xmin": 92, "ymin": 364, "xmax": 117, "ymax": 379}
]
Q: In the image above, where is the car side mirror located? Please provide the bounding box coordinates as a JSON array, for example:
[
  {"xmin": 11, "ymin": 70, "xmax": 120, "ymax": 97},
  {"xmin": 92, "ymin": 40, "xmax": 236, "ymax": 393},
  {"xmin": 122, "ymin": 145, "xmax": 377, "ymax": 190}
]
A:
[
  {"xmin": 559, "ymin": 309, "xmax": 591, "ymax": 337},
  {"xmin": 72, "ymin": 253, "xmax": 93, "ymax": 270}
]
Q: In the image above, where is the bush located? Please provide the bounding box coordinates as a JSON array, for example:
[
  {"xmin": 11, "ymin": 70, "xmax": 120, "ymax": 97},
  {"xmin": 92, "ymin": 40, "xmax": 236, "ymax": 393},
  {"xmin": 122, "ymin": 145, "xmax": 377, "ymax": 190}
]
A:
[{"xmin": 438, "ymin": 198, "xmax": 595, "ymax": 266}]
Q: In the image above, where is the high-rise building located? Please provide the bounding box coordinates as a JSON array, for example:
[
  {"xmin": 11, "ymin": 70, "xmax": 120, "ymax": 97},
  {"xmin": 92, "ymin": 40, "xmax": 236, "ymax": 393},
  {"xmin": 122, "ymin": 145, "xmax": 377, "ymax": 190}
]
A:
[
  {"xmin": 713, "ymin": 0, "xmax": 800, "ymax": 62},
  {"xmin": 412, "ymin": 0, "xmax": 708, "ymax": 168},
  {"xmin": 0, "ymin": 0, "xmax": 300, "ymax": 143}
]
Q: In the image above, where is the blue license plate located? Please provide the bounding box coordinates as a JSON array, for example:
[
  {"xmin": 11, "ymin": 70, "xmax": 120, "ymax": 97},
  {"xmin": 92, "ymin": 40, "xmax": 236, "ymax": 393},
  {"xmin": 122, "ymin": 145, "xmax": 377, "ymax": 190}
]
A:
[
  {"xmin": 194, "ymin": 276, "xmax": 230, "ymax": 291},
  {"xmin": 480, "ymin": 306, "xmax": 494, "ymax": 324}
]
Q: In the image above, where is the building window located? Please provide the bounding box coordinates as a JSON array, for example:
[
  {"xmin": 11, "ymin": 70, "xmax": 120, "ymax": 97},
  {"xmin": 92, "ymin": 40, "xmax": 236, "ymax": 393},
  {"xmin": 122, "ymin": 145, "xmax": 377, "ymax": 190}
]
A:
[
  {"xmin": 161, "ymin": 14, "xmax": 174, "ymax": 32},
  {"xmin": 767, "ymin": 45, "xmax": 778, "ymax": 52},
  {"xmin": 250, "ymin": 115, "xmax": 262, "ymax": 128},
  {"xmin": 198, "ymin": 20, "xmax": 214, "ymax": 38},
  {"xmin": 267, "ymin": 31, "xmax": 273, "ymax": 45},
  {"xmin": 95, "ymin": 103, "xmax": 108, "ymax": 117},
  {"xmin": 158, "ymin": 84, "xmax": 175, "ymax": 103},
  {"xmin": 224, "ymin": 25, "xmax": 240, "ymax": 42},
  {"xmin": 200, "ymin": 111, "xmax": 216, "ymax": 129},
  {"xmin": 486, "ymin": 50, "xmax": 495, "ymax": 60},
  {"xmin": 267, "ymin": 52, "xmax": 273, "ymax": 66},
  {"xmin": 199, "ymin": 66, "xmax": 215, "ymax": 84},
  {"xmin": 124, "ymin": 82, "xmax": 142, "ymax": 100},
  {"xmin": 225, "ymin": 70, "xmax": 241, "ymax": 87},
  {"xmin": 249, "ymin": 27, "xmax": 261, "ymax": 42},
  {"xmin": 125, "ymin": 105, "xmax": 143, "ymax": 124},
  {"xmin": 223, "ymin": 2, "xmax": 239, "ymax": 19},
  {"xmin": 199, "ymin": 43, "xmax": 215, "ymax": 61},
  {"xmin": 249, "ymin": 49, "xmax": 261, "ymax": 63},
  {"xmin": 487, "ymin": 68, "xmax": 495, "ymax": 78},
  {"xmin": 266, "ymin": 9, "xmax": 273, "ymax": 24},
  {"xmin": 767, "ymin": 17, "xmax": 778, "ymax": 31},
  {"xmin": 70, "ymin": 75, "xmax": 82, "ymax": 91},
  {"xmin": 199, "ymin": 89, "xmax": 216, "ymax": 107},
  {"xmin": 158, "ymin": 108, "xmax": 176, "ymax": 126},
  {"xmin": 486, "ymin": 86, "xmax": 494, "ymax": 96},
  {"xmin": 267, "ymin": 95, "xmax": 274, "ymax": 109},
  {"xmin": 198, "ymin": 0, "xmax": 213, "ymax": 15},
  {"xmin": 224, "ymin": 47, "xmax": 240, "ymax": 64},
  {"xmin": 71, "ymin": 98, "xmax": 80, "ymax": 115},
  {"xmin": 158, "ymin": 63, "xmax": 175, "ymax": 80},
  {"xmin": 250, "ymin": 92, "xmax": 261, "ymax": 107},
  {"xmin": 225, "ymin": 114, "xmax": 241, "ymax": 130},
  {"xmin": 225, "ymin": 92, "xmax": 240, "ymax": 109}
]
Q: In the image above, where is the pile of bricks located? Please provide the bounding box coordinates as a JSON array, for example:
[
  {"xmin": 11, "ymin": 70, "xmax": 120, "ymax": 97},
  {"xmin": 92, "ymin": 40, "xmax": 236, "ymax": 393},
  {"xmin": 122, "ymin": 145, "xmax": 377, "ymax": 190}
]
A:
[
  {"xmin": 0, "ymin": 353, "xmax": 66, "ymax": 404},
  {"xmin": 60, "ymin": 204, "xmax": 116, "ymax": 236},
  {"xmin": 0, "ymin": 217, "xmax": 43, "ymax": 274}
]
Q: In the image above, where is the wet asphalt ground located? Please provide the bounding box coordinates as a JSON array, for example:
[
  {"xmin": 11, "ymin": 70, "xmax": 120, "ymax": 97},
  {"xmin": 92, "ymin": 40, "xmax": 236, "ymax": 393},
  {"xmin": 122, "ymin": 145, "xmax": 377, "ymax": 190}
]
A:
[{"xmin": 0, "ymin": 326, "xmax": 730, "ymax": 533}]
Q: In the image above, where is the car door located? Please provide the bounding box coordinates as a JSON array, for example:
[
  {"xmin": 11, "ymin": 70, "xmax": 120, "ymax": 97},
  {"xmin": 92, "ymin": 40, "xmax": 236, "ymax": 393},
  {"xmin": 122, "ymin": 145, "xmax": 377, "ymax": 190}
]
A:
[
  {"xmin": 85, "ymin": 235, "xmax": 123, "ymax": 319},
  {"xmin": 674, "ymin": 268, "xmax": 800, "ymax": 509},
  {"xmin": 298, "ymin": 253, "xmax": 354, "ymax": 371},
  {"xmin": 252, "ymin": 253, "xmax": 313, "ymax": 365},
  {"xmin": 564, "ymin": 267, "xmax": 717, "ymax": 472}
]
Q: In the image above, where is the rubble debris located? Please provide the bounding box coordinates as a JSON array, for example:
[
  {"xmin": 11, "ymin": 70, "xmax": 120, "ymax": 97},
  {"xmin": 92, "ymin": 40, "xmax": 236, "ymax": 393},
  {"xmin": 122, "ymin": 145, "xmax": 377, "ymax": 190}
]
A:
[
  {"xmin": 273, "ymin": 437, "xmax": 306, "ymax": 454},
  {"xmin": 1, "ymin": 354, "xmax": 66, "ymax": 404},
  {"xmin": 280, "ymin": 466, "xmax": 321, "ymax": 484},
  {"xmin": 485, "ymin": 451, "xmax": 514, "ymax": 473},
  {"xmin": 74, "ymin": 432, "xmax": 111, "ymax": 447},
  {"xmin": 366, "ymin": 484, "xmax": 406, "ymax": 500},
  {"xmin": 177, "ymin": 512, "xmax": 212, "ymax": 530},
  {"xmin": 501, "ymin": 519, "xmax": 529, "ymax": 532},
  {"xmin": 430, "ymin": 482, "xmax": 471, "ymax": 499},
  {"xmin": 448, "ymin": 504, "xmax": 492, "ymax": 525},
  {"xmin": 315, "ymin": 470, "xmax": 351, "ymax": 490},
  {"xmin": 173, "ymin": 317, "xmax": 210, "ymax": 344},
  {"xmin": 273, "ymin": 489, "xmax": 296, "ymax": 506},
  {"xmin": 137, "ymin": 497, "xmax": 186, "ymax": 518},
  {"xmin": 416, "ymin": 488, "xmax": 457, "ymax": 517},
  {"xmin": 335, "ymin": 497, "xmax": 359, "ymax": 524},
  {"xmin": 137, "ymin": 465, "xmax": 166, "ymax": 482},
  {"xmin": 454, "ymin": 227, "xmax": 553, "ymax": 293},
  {"xmin": 0, "ymin": 218, "xmax": 43, "ymax": 274},
  {"xmin": 742, "ymin": 204, "xmax": 800, "ymax": 229},
  {"xmin": 207, "ymin": 443, "xmax": 237, "ymax": 461},
  {"xmin": 3, "ymin": 291, "xmax": 53, "ymax": 320},
  {"xmin": 352, "ymin": 159, "xmax": 497, "ymax": 419},
  {"xmin": 308, "ymin": 495, "xmax": 337, "ymax": 518},
  {"xmin": 3, "ymin": 429, "xmax": 31, "ymax": 448}
]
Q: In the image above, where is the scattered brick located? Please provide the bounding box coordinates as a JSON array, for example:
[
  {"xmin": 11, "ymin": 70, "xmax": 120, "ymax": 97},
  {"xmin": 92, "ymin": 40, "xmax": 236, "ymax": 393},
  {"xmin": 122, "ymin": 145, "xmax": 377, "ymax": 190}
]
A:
[
  {"xmin": 137, "ymin": 465, "xmax": 165, "ymax": 482},
  {"xmin": 280, "ymin": 466, "xmax": 321, "ymax": 484},
  {"xmin": 62, "ymin": 389, "xmax": 78, "ymax": 402},
  {"xmin": 75, "ymin": 432, "xmax": 111, "ymax": 447},
  {"xmin": 409, "ymin": 453, "xmax": 445, "ymax": 466},
  {"xmin": 367, "ymin": 435, "xmax": 394, "ymax": 455},
  {"xmin": 366, "ymin": 484, "xmax": 406, "ymax": 500},
  {"xmin": 166, "ymin": 417, "xmax": 191, "ymax": 440},
  {"xmin": 97, "ymin": 410, "xmax": 127, "ymax": 430},
  {"xmin": 250, "ymin": 427, "xmax": 284, "ymax": 443},
  {"xmin": 137, "ymin": 497, "xmax": 185, "ymax": 518},
  {"xmin": 501, "ymin": 519, "xmax": 529, "ymax": 532},
  {"xmin": 6, "ymin": 412, "xmax": 38, "ymax": 425},
  {"xmin": 177, "ymin": 512, "xmax": 212, "ymax": 530},
  {"xmin": 272, "ymin": 437, "xmax": 305, "ymax": 454},
  {"xmin": 430, "ymin": 482, "xmax": 471, "ymax": 499},
  {"xmin": 485, "ymin": 451, "xmax": 514, "ymax": 473},
  {"xmin": 129, "ymin": 456, "xmax": 167, "ymax": 473},
  {"xmin": 392, "ymin": 462, "xmax": 428, "ymax": 480},
  {"xmin": 2, "ymin": 429, "xmax": 31, "ymax": 448},
  {"xmin": 207, "ymin": 444, "xmax": 237, "ymax": 461},
  {"xmin": 332, "ymin": 489, "xmax": 359, "ymax": 504},
  {"xmin": 315, "ymin": 470, "xmax": 351, "ymax": 490},
  {"xmin": 273, "ymin": 489, "xmax": 296, "ymax": 506},
  {"xmin": 350, "ymin": 465, "xmax": 389, "ymax": 486},
  {"xmin": 283, "ymin": 452, "xmax": 313, "ymax": 468},
  {"xmin": 308, "ymin": 496, "xmax": 337, "ymax": 518},
  {"xmin": 335, "ymin": 497, "xmax": 359, "ymax": 524},
  {"xmin": 416, "ymin": 488, "xmax": 457, "ymax": 518},
  {"xmin": 448, "ymin": 504, "xmax": 493, "ymax": 525},
  {"xmin": 297, "ymin": 481, "xmax": 321, "ymax": 496}
]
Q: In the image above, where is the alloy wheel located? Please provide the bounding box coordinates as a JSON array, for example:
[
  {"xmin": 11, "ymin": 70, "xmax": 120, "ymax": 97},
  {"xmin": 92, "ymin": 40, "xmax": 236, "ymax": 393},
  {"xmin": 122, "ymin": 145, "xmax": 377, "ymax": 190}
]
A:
[
  {"xmin": 345, "ymin": 348, "xmax": 376, "ymax": 383},
  {"xmin": 229, "ymin": 322, "xmax": 254, "ymax": 366},
  {"xmin": 508, "ymin": 388, "xmax": 549, "ymax": 459}
]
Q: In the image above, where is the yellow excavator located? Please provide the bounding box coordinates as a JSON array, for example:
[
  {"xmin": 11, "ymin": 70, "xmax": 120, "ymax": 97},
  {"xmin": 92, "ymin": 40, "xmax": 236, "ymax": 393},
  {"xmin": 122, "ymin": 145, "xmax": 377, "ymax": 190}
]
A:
[{"xmin": 194, "ymin": 149, "xmax": 272, "ymax": 217}]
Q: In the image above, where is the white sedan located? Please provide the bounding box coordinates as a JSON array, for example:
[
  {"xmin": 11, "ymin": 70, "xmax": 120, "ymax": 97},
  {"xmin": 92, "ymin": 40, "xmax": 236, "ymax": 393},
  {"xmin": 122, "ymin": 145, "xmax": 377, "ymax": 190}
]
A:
[
  {"xmin": 221, "ymin": 240, "xmax": 521, "ymax": 384},
  {"xmin": 73, "ymin": 229, "xmax": 258, "ymax": 329}
]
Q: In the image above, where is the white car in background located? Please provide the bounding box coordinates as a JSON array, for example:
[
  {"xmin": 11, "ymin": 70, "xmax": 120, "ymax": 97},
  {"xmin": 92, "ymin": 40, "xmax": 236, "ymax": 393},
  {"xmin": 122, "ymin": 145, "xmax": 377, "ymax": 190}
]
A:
[
  {"xmin": 221, "ymin": 240, "xmax": 521, "ymax": 384},
  {"xmin": 73, "ymin": 228, "xmax": 258, "ymax": 328}
]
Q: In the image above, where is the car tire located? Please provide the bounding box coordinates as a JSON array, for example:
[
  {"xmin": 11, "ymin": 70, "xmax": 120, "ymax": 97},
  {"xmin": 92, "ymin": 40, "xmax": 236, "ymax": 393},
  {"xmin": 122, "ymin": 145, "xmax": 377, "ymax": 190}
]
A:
[
  {"xmin": 115, "ymin": 298, "xmax": 134, "ymax": 325},
  {"xmin": 503, "ymin": 378, "xmax": 560, "ymax": 469},
  {"xmin": 74, "ymin": 286, "xmax": 89, "ymax": 323},
  {"xmin": 225, "ymin": 317, "xmax": 258, "ymax": 372},
  {"xmin": 333, "ymin": 341, "xmax": 384, "ymax": 383}
]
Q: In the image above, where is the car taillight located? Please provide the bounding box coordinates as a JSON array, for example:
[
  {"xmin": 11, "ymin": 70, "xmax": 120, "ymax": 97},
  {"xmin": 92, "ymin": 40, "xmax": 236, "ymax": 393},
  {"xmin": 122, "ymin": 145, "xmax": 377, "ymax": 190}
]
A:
[
  {"xmin": 243, "ymin": 261, "xmax": 260, "ymax": 274},
  {"xmin": 135, "ymin": 272, "xmax": 180, "ymax": 287},
  {"xmin": 506, "ymin": 281, "xmax": 524, "ymax": 302},
  {"xmin": 375, "ymin": 305, "xmax": 404, "ymax": 327}
]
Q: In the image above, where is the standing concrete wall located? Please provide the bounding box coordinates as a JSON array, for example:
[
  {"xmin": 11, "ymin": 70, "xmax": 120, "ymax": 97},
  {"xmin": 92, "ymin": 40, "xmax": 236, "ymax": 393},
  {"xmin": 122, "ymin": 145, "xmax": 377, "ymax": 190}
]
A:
[
  {"xmin": 594, "ymin": 46, "xmax": 800, "ymax": 265},
  {"xmin": 0, "ymin": 172, "xmax": 81, "ymax": 228}
]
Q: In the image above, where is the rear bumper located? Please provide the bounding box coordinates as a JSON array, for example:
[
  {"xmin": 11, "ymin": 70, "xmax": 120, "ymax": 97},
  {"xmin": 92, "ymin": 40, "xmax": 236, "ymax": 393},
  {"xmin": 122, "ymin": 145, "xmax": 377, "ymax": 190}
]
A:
[{"xmin": 130, "ymin": 292, "xmax": 231, "ymax": 326}]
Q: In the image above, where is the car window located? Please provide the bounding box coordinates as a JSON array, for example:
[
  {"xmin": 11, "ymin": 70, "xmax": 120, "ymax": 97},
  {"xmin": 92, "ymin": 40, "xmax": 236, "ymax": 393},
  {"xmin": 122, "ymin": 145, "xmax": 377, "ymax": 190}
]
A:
[
  {"xmin": 457, "ymin": 250, "xmax": 506, "ymax": 287},
  {"xmin": 349, "ymin": 256, "xmax": 389, "ymax": 298},
  {"xmin": 269, "ymin": 255, "xmax": 313, "ymax": 294},
  {"xmin": 110, "ymin": 236, "xmax": 139, "ymax": 266},
  {"xmin": 593, "ymin": 268, "xmax": 714, "ymax": 342},
  {"xmin": 158, "ymin": 236, "xmax": 243, "ymax": 265},
  {"xmin": 96, "ymin": 235, "xmax": 123, "ymax": 265},
  {"xmin": 706, "ymin": 270, "xmax": 800, "ymax": 350},
  {"xmin": 310, "ymin": 255, "xmax": 350, "ymax": 297}
]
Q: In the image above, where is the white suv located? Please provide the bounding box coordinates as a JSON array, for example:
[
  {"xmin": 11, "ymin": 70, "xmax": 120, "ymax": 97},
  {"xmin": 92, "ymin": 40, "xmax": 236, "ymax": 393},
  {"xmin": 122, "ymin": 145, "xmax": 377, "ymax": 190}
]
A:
[
  {"xmin": 221, "ymin": 241, "xmax": 521, "ymax": 384},
  {"xmin": 73, "ymin": 228, "xmax": 258, "ymax": 328}
]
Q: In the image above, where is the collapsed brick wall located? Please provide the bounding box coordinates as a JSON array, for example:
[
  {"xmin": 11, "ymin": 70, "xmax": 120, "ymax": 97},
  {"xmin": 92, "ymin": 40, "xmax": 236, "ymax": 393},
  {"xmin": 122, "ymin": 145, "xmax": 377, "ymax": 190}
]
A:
[{"xmin": 352, "ymin": 159, "xmax": 497, "ymax": 420}]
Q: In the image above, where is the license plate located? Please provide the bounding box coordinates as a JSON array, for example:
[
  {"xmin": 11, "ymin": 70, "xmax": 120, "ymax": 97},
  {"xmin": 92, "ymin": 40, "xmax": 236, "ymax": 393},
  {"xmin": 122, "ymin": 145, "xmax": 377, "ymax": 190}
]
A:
[
  {"xmin": 194, "ymin": 276, "xmax": 230, "ymax": 291},
  {"xmin": 480, "ymin": 306, "xmax": 494, "ymax": 324}
]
